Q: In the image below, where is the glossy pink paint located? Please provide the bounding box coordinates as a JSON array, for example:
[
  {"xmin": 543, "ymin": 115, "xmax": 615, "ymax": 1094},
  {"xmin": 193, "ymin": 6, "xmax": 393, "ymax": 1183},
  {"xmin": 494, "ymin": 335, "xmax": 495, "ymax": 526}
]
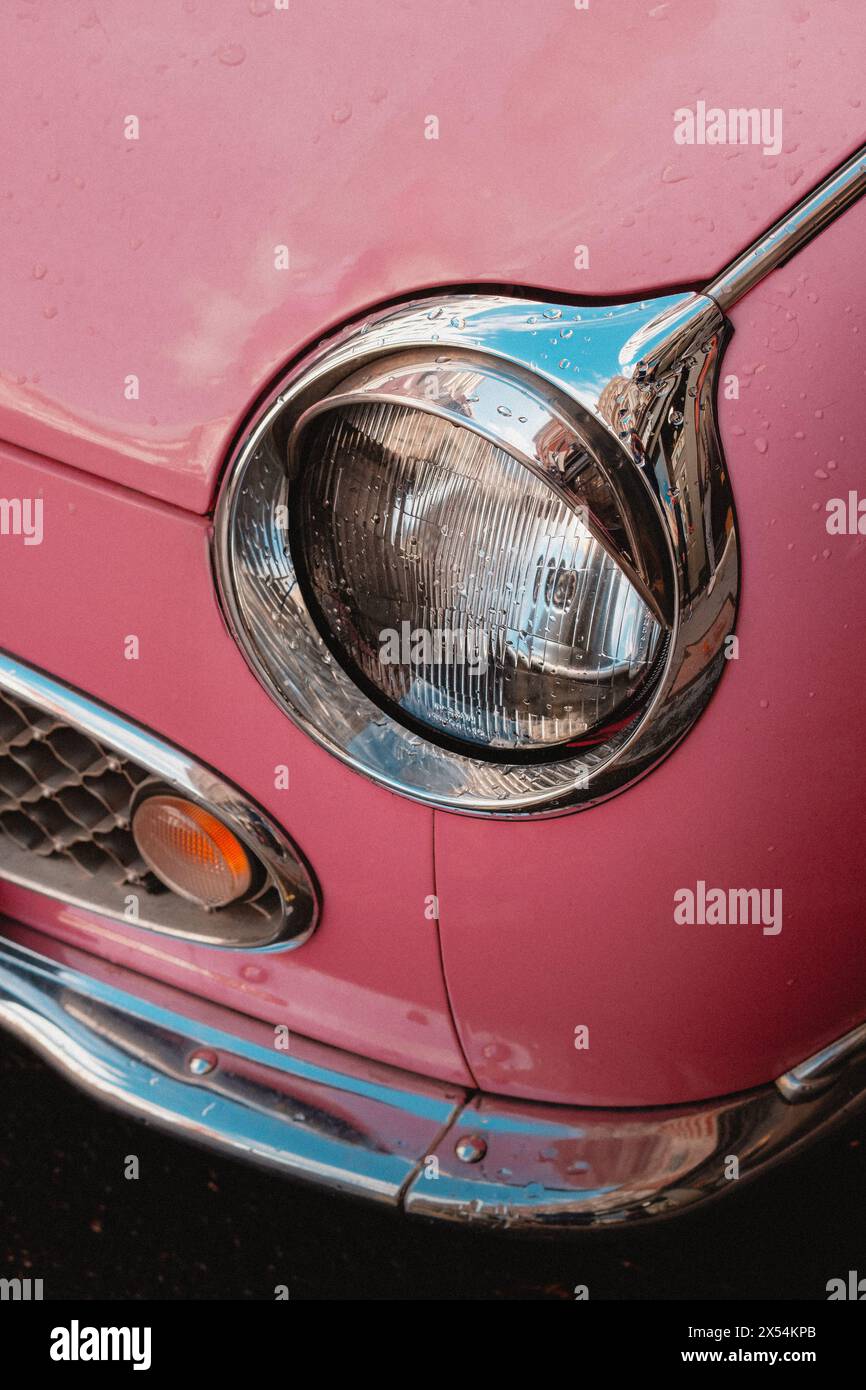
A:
[
  {"xmin": 0, "ymin": 0, "xmax": 864, "ymax": 510},
  {"xmin": 1, "ymin": 0, "xmax": 865, "ymax": 1109},
  {"xmin": 3, "ymin": 185, "xmax": 865, "ymax": 1106},
  {"xmin": 435, "ymin": 193, "xmax": 866, "ymax": 1106},
  {"xmin": 0, "ymin": 445, "xmax": 472, "ymax": 1087}
]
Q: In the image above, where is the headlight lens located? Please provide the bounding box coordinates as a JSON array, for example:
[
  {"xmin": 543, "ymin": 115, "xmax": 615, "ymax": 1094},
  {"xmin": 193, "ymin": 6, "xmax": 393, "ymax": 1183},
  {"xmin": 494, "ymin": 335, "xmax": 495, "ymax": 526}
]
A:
[{"xmin": 292, "ymin": 398, "xmax": 663, "ymax": 756}]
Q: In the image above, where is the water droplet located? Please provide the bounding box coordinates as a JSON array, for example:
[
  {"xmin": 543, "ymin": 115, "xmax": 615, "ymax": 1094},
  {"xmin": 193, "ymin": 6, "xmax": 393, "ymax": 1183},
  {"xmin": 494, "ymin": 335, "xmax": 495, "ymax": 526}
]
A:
[
  {"xmin": 497, "ymin": 405, "xmax": 512, "ymax": 417},
  {"xmin": 32, "ymin": 263, "xmax": 46, "ymax": 279},
  {"xmin": 332, "ymin": 104, "xmax": 352, "ymax": 124},
  {"xmin": 216, "ymin": 43, "xmax": 246, "ymax": 66},
  {"xmin": 42, "ymin": 304, "xmax": 57, "ymax": 319}
]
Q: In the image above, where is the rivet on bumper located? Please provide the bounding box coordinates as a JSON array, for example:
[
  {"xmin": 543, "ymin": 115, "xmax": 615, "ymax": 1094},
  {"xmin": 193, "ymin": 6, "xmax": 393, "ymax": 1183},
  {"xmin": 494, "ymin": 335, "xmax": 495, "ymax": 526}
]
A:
[
  {"xmin": 455, "ymin": 1134, "xmax": 487, "ymax": 1164},
  {"xmin": 188, "ymin": 1049, "xmax": 218, "ymax": 1077}
]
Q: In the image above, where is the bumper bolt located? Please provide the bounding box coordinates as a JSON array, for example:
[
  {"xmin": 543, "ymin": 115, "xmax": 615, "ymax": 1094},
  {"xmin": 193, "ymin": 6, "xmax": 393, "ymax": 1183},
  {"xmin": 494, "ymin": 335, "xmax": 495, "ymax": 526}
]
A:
[
  {"xmin": 455, "ymin": 1134, "xmax": 487, "ymax": 1164},
  {"xmin": 188, "ymin": 1048, "xmax": 217, "ymax": 1076}
]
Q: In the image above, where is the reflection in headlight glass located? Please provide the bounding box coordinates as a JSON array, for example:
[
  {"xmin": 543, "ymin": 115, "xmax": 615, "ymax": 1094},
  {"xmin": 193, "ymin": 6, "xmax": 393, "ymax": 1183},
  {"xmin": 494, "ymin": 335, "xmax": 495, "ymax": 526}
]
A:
[{"xmin": 293, "ymin": 402, "xmax": 662, "ymax": 752}]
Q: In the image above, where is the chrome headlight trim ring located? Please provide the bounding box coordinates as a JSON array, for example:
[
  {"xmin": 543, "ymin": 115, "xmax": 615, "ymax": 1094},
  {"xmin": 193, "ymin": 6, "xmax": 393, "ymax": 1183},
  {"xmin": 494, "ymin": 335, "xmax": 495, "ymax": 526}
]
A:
[{"xmin": 214, "ymin": 290, "xmax": 738, "ymax": 817}]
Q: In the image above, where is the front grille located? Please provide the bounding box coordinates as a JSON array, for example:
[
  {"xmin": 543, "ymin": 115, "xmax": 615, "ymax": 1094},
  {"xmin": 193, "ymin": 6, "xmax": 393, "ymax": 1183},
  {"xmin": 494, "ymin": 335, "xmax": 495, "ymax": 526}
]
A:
[
  {"xmin": 0, "ymin": 688, "xmax": 159, "ymax": 889},
  {"xmin": 0, "ymin": 656, "xmax": 318, "ymax": 949}
]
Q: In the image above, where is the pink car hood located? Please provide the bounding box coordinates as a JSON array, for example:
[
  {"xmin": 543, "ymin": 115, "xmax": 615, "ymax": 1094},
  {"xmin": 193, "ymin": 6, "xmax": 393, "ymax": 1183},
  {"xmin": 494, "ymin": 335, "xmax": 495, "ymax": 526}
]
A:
[{"xmin": 1, "ymin": 0, "xmax": 864, "ymax": 513}]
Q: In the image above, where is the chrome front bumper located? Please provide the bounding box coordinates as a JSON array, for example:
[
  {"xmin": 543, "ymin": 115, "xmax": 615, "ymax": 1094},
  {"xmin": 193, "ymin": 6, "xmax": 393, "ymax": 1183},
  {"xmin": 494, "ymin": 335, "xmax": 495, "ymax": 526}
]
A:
[{"xmin": 1, "ymin": 927, "xmax": 865, "ymax": 1232}]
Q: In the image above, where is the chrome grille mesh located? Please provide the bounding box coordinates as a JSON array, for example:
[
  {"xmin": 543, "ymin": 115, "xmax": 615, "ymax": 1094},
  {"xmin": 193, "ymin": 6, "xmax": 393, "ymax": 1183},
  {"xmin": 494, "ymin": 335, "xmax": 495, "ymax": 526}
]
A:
[
  {"xmin": 0, "ymin": 677, "xmax": 294, "ymax": 945},
  {"xmin": 0, "ymin": 689, "xmax": 157, "ymax": 888}
]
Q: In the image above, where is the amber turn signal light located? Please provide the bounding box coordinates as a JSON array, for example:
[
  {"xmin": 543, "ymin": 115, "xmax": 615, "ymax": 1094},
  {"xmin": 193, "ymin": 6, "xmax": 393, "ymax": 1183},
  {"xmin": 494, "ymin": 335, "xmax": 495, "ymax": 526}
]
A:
[{"xmin": 131, "ymin": 795, "xmax": 253, "ymax": 908}]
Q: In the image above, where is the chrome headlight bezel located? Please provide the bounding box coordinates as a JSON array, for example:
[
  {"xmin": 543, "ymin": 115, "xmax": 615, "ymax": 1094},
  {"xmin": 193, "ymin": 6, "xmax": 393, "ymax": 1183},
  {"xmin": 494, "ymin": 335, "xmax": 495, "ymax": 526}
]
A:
[{"xmin": 214, "ymin": 291, "xmax": 738, "ymax": 818}]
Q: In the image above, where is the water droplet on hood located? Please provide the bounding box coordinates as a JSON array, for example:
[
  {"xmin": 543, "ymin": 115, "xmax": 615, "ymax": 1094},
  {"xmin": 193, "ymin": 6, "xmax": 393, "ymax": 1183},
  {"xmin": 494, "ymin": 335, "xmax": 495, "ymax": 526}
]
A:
[{"xmin": 216, "ymin": 43, "xmax": 246, "ymax": 66}]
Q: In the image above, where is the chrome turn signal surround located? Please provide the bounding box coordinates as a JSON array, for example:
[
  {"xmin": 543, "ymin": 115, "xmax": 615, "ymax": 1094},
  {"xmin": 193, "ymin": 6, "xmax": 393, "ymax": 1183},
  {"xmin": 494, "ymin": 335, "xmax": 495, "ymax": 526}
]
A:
[{"xmin": 0, "ymin": 653, "xmax": 319, "ymax": 949}]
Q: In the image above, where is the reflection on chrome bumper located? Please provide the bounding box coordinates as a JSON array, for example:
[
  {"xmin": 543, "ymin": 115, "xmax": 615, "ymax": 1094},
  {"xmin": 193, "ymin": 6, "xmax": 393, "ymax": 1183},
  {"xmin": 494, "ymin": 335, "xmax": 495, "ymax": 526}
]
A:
[{"xmin": 1, "ymin": 928, "xmax": 865, "ymax": 1232}]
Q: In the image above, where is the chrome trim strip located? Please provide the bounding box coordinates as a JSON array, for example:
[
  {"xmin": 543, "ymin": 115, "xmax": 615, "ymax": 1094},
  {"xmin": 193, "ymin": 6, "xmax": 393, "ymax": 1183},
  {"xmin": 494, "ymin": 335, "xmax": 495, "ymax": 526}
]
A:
[
  {"xmin": 777, "ymin": 1018, "xmax": 866, "ymax": 1103},
  {"xmin": 0, "ymin": 652, "xmax": 319, "ymax": 949},
  {"xmin": 704, "ymin": 143, "xmax": 866, "ymax": 311},
  {"xmin": 1, "ymin": 930, "xmax": 864, "ymax": 1230},
  {"xmin": 403, "ymin": 1058, "xmax": 866, "ymax": 1230},
  {"xmin": 0, "ymin": 933, "xmax": 460, "ymax": 1201}
]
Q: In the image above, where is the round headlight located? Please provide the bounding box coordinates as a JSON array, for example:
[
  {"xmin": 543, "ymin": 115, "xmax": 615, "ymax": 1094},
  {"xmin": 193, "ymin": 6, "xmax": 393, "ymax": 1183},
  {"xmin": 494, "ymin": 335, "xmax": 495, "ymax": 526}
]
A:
[
  {"xmin": 215, "ymin": 292, "xmax": 737, "ymax": 816},
  {"xmin": 289, "ymin": 357, "xmax": 666, "ymax": 758}
]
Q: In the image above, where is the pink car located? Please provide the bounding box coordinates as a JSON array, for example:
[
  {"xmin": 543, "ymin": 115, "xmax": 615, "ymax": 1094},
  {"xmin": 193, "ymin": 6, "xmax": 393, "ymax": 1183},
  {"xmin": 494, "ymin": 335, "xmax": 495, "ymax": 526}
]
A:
[{"xmin": 1, "ymin": 1, "xmax": 865, "ymax": 1232}]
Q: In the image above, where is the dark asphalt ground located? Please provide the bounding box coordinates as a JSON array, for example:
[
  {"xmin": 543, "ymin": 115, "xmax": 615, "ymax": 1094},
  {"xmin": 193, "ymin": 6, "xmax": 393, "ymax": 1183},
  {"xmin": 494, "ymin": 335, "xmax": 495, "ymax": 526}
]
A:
[{"xmin": 1, "ymin": 1036, "xmax": 864, "ymax": 1301}]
